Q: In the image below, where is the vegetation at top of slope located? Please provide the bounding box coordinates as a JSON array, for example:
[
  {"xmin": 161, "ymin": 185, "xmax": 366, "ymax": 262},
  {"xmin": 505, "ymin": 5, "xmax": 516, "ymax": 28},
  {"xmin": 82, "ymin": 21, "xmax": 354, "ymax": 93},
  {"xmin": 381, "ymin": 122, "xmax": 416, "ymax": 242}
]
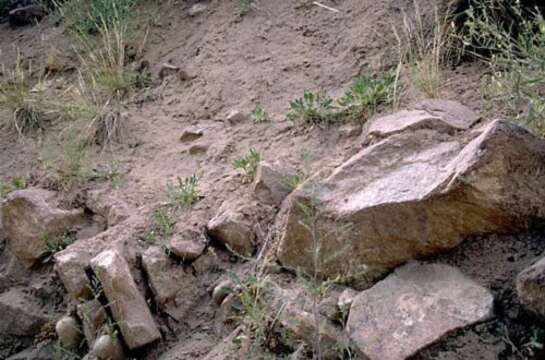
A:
[{"xmin": 456, "ymin": 0, "xmax": 545, "ymax": 136}]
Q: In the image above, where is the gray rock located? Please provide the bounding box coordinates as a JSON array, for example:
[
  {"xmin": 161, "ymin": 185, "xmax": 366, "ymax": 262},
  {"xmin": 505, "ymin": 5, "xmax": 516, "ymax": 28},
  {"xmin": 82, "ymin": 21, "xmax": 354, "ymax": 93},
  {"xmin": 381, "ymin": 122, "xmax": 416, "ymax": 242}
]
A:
[
  {"xmin": 516, "ymin": 256, "xmax": 545, "ymax": 318},
  {"xmin": 0, "ymin": 289, "xmax": 49, "ymax": 336},
  {"xmin": 188, "ymin": 3, "xmax": 208, "ymax": 17},
  {"xmin": 3, "ymin": 188, "xmax": 85, "ymax": 268},
  {"xmin": 179, "ymin": 127, "xmax": 204, "ymax": 143},
  {"xmin": 91, "ymin": 249, "xmax": 161, "ymax": 350},
  {"xmin": 168, "ymin": 224, "xmax": 207, "ymax": 261},
  {"xmin": 225, "ymin": 109, "xmax": 248, "ymax": 124},
  {"xmin": 347, "ymin": 262, "xmax": 494, "ymax": 360},
  {"xmin": 212, "ymin": 279, "xmax": 234, "ymax": 306},
  {"xmin": 56, "ymin": 316, "xmax": 82, "ymax": 350},
  {"xmin": 253, "ymin": 161, "xmax": 296, "ymax": 206},
  {"xmin": 93, "ymin": 334, "xmax": 125, "ymax": 360},
  {"xmin": 77, "ymin": 300, "xmax": 107, "ymax": 347},
  {"xmin": 278, "ymin": 116, "xmax": 545, "ymax": 282},
  {"xmin": 141, "ymin": 246, "xmax": 202, "ymax": 321}
]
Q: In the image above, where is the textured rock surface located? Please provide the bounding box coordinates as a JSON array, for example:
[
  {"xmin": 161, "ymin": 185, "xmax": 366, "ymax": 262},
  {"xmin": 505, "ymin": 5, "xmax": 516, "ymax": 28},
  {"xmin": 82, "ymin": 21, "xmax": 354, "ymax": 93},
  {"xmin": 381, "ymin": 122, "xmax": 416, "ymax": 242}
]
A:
[
  {"xmin": 3, "ymin": 189, "xmax": 84, "ymax": 267},
  {"xmin": 0, "ymin": 289, "xmax": 49, "ymax": 336},
  {"xmin": 169, "ymin": 223, "xmax": 207, "ymax": 261},
  {"xmin": 516, "ymin": 256, "xmax": 545, "ymax": 318},
  {"xmin": 347, "ymin": 262, "xmax": 494, "ymax": 360},
  {"xmin": 278, "ymin": 117, "xmax": 545, "ymax": 280},
  {"xmin": 142, "ymin": 246, "xmax": 202, "ymax": 321},
  {"xmin": 253, "ymin": 161, "xmax": 296, "ymax": 206},
  {"xmin": 54, "ymin": 215, "xmax": 146, "ymax": 299},
  {"xmin": 77, "ymin": 299, "xmax": 107, "ymax": 346},
  {"xmin": 91, "ymin": 249, "xmax": 161, "ymax": 349}
]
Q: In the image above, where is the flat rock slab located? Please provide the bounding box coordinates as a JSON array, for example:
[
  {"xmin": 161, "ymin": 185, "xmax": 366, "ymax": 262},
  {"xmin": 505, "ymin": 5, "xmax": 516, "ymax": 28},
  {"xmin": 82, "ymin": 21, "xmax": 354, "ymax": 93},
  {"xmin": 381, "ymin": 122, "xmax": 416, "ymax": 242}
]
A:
[
  {"xmin": 347, "ymin": 262, "xmax": 494, "ymax": 360},
  {"xmin": 91, "ymin": 249, "xmax": 161, "ymax": 350}
]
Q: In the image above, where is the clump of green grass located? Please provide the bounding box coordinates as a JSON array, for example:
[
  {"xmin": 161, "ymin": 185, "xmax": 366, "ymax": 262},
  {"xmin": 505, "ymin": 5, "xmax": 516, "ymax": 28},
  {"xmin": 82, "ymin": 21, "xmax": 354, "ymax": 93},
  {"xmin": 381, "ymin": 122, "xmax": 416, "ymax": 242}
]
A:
[
  {"xmin": 287, "ymin": 91, "xmax": 334, "ymax": 124},
  {"xmin": 233, "ymin": 148, "xmax": 261, "ymax": 180},
  {"xmin": 0, "ymin": 176, "xmax": 26, "ymax": 202},
  {"xmin": 458, "ymin": 0, "xmax": 545, "ymax": 135},
  {"xmin": 337, "ymin": 72, "xmax": 396, "ymax": 121},
  {"xmin": 53, "ymin": 0, "xmax": 137, "ymax": 34},
  {"xmin": 252, "ymin": 105, "xmax": 269, "ymax": 123},
  {"xmin": 142, "ymin": 207, "xmax": 175, "ymax": 244},
  {"xmin": 0, "ymin": 56, "xmax": 51, "ymax": 135},
  {"xmin": 166, "ymin": 174, "xmax": 200, "ymax": 209}
]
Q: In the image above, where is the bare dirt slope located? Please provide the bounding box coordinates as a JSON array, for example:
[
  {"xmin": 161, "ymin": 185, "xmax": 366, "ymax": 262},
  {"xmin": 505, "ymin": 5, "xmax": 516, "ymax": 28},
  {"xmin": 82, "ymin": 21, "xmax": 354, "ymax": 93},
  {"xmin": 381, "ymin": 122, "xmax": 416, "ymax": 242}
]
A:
[{"xmin": 4, "ymin": 1, "xmax": 542, "ymax": 360}]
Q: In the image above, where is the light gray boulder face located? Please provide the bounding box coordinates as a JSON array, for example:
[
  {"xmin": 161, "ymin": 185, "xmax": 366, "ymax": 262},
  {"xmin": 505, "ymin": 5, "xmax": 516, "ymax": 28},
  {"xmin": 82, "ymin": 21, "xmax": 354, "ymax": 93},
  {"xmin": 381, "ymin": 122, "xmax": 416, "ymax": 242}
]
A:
[
  {"xmin": 91, "ymin": 249, "xmax": 161, "ymax": 350},
  {"xmin": 2, "ymin": 188, "xmax": 85, "ymax": 268},
  {"xmin": 253, "ymin": 161, "xmax": 297, "ymax": 207},
  {"xmin": 516, "ymin": 256, "xmax": 545, "ymax": 319},
  {"xmin": 347, "ymin": 262, "xmax": 494, "ymax": 360},
  {"xmin": 276, "ymin": 100, "xmax": 545, "ymax": 282},
  {"xmin": 0, "ymin": 288, "xmax": 50, "ymax": 336}
]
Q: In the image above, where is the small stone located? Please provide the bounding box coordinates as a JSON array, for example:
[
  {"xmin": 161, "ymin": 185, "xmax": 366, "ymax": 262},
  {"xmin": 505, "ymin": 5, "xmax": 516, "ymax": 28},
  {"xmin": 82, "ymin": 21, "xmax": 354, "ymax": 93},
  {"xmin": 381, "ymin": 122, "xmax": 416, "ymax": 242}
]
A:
[
  {"xmin": 253, "ymin": 161, "xmax": 296, "ymax": 206},
  {"xmin": 169, "ymin": 237, "xmax": 206, "ymax": 262},
  {"xmin": 188, "ymin": 3, "xmax": 208, "ymax": 16},
  {"xmin": 220, "ymin": 293, "xmax": 240, "ymax": 323},
  {"xmin": 179, "ymin": 128, "xmax": 204, "ymax": 143},
  {"xmin": 212, "ymin": 280, "xmax": 234, "ymax": 306},
  {"xmin": 158, "ymin": 63, "xmax": 180, "ymax": 79},
  {"xmin": 516, "ymin": 256, "xmax": 545, "ymax": 319},
  {"xmin": 56, "ymin": 316, "xmax": 82, "ymax": 350},
  {"xmin": 337, "ymin": 288, "xmax": 358, "ymax": 316},
  {"xmin": 188, "ymin": 143, "xmax": 210, "ymax": 155},
  {"xmin": 226, "ymin": 109, "xmax": 248, "ymax": 125},
  {"xmin": 93, "ymin": 334, "xmax": 125, "ymax": 360}
]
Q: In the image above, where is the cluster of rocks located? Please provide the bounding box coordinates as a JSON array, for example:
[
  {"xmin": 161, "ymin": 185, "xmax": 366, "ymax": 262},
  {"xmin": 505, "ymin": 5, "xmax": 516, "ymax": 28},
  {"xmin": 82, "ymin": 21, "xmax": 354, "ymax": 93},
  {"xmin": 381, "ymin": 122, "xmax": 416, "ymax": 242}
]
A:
[{"xmin": 2, "ymin": 100, "xmax": 545, "ymax": 359}]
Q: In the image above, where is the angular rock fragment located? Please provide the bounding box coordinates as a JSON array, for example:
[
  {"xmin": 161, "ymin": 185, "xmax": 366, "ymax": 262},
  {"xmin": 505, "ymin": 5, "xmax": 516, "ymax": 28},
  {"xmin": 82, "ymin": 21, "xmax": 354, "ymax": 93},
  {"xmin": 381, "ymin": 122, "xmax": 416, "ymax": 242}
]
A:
[
  {"xmin": 278, "ymin": 115, "xmax": 545, "ymax": 281},
  {"xmin": 77, "ymin": 299, "xmax": 107, "ymax": 346},
  {"xmin": 253, "ymin": 161, "xmax": 296, "ymax": 206},
  {"xmin": 347, "ymin": 262, "xmax": 494, "ymax": 360},
  {"xmin": 516, "ymin": 256, "xmax": 545, "ymax": 319},
  {"xmin": 0, "ymin": 289, "xmax": 49, "ymax": 336},
  {"xmin": 3, "ymin": 189, "xmax": 84, "ymax": 267},
  {"xmin": 141, "ymin": 246, "xmax": 202, "ymax": 321},
  {"xmin": 91, "ymin": 249, "xmax": 160, "ymax": 349}
]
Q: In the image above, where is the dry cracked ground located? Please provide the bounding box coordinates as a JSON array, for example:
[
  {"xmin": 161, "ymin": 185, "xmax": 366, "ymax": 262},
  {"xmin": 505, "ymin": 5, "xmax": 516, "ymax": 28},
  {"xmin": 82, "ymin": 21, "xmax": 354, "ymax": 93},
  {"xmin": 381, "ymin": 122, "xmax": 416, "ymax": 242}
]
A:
[{"xmin": 1, "ymin": 0, "xmax": 545, "ymax": 360}]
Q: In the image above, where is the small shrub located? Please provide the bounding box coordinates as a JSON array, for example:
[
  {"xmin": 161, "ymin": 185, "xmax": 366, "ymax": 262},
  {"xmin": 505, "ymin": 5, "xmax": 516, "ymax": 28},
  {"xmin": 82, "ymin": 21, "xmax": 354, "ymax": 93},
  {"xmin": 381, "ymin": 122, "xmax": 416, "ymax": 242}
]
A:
[
  {"xmin": 337, "ymin": 72, "xmax": 396, "ymax": 121},
  {"xmin": 54, "ymin": 0, "xmax": 137, "ymax": 34},
  {"xmin": 232, "ymin": 148, "xmax": 261, "ymax": 180},
  {"xmin": 166, "ymin": 174, "xmax": 200, "ymax": 208},
  {"xmin": 252, "ymin": 105, "xmax": 269, "ymax": 123},
  {"xmin": 143, "ymin": 207, "xmax": 175, "ymax": 244},
  {"xmin": 458, "ymin": 1, "xmax": 545, "ymax": 135},
  {"xmin": 93, "ymin": 160, "xmax": 122, "ymax": 189},
  {"xmin": 0, "ymin": 56, "xmax": 50, "ymax": 135},
  {"xmin": 287, "ymin": 91, "xmax": 334, "ymax": 124},
  {"xmin": 239, "ymin": 0, "xmax": 255, "ymax": 16}
]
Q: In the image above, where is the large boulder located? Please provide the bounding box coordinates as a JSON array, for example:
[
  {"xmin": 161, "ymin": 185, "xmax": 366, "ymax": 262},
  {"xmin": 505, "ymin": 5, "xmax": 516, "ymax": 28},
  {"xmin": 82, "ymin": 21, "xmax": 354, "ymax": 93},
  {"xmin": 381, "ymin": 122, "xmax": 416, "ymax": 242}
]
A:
[
  {"xmin": 3, "ymin": 189, "xmax": 85, "ymax": 268},
  {"xmin": 346, "ymin": 262, "xmax": 494, "ymax": 360},
  {"xmin": 277, "ymin": 104, "xmax": 545, "ymax": 281},
  {"xmin": 91, "ymin": 249, "xmax": 161, "ymax": 350},
  {"xmin": 516, "ymin": 256, "xmax": 545, "ymax": 319},
  {"xmin": 0, "ymin": 288, "xmax": 50, "ymax": 336}
]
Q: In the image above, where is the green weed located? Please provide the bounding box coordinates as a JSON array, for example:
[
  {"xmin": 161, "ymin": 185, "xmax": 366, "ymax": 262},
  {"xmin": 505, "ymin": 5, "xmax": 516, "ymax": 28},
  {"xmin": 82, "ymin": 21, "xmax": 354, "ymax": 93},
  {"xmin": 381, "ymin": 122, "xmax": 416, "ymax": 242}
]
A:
[
  {"xmin": 252, "ymin": 105, "xmax": 269, "ymax": 123},
  {"xmin": 166, "ymin": 174, "xmax": 200, "ymax": 209},
  {"xmin": 233, "ymin": 148, "xmax": 261, "ymax": 180},
  {"xmin": 143, "ymin": 207, "xmax": 175, "ymax": 244},
  {"xmin": 239, "ymin": 0, "xmax": 255, "ymax": 16},
  {"xmin": 93, "ymin": 161, "xmax": 122, "ymax": 189},
  {"xmin": 337, "ymin": 72, "xmax": 396, "ymax": 122},
  {"xmin": 44, "ymin": 230, "xmax": 77, "ymax": 255},
  {"xmin": 287, "ymin": 91, "xmax": 334, "ymax": 124}
]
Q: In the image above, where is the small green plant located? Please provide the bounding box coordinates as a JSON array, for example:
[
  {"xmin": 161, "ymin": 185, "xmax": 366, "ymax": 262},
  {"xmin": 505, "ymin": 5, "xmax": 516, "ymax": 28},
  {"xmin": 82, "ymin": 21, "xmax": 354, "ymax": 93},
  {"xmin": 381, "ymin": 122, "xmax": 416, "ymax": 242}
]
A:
[
  {"xmin": 232, "ymin": 148, "xmax": 261, "ymax": 180},
  {"xmin": 337, "ymin": 72, "xmax": 397, "ymax": 122},
  {"xmin": 287, "ymin": 91, "xmax": 334, "ymax": 124},
  {"xmin": 44, "ymin": 230, "xmax": 77, "ymax": 255},
  {"xmin": 93, "ymin": 161, "xmax": 122, "ymax": 189},
  {"xmin": 166, "ymin": 174, "xmax": 200, "ymax": 208},
  {"xmin": 239, "ymin": 0, "xmax": 255, "ymax": 16},
  {"xmin": 143, "ymin": 207, "xmax": 175, "ymax": 244},
  {"xmin": 252, "ymin": 105, "xmax": 269, "ymax": 123},
  {"xmin": 458, "ymin": 1, "xmax": 545, "ymax": 135}
]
